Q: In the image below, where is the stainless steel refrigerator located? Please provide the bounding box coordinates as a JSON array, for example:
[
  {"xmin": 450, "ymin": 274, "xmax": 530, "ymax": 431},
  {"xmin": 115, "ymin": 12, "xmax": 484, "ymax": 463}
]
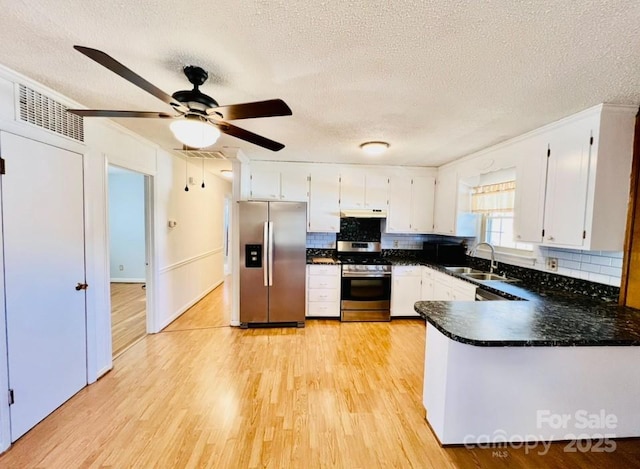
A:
[{"xmin": 239, "ymin": 201, "xmax": 307, "ymax": 327}]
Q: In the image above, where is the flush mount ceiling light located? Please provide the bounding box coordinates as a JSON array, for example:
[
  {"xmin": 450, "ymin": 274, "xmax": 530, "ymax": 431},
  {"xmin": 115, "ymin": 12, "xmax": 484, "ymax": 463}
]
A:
[
  {"xmin": 359, "ymin": 141, "xmax": 390, "ymax": 156},
  {"xmin": 220, "ymin": 169, "xmax": 233, "ymax": 180},
  {"xmin": 170, "ymin": 116, "xmax": 221, "ymax": 149}
]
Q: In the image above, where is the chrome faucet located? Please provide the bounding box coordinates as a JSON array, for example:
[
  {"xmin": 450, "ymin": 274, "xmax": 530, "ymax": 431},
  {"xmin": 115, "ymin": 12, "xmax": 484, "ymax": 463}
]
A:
[{"xmin": 470, "ymin": 242, "xmax": 498, "ymax": 273}]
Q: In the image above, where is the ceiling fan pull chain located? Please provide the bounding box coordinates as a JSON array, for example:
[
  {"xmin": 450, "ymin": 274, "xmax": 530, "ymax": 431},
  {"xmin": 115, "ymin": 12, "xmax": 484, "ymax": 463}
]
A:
[
  {"xmin": 184, "ymin": 157, "xmax": 189, "ymax": 192},
  {"xmin": 201, "ymin": 157, "xmax": 205, "ymax": 189}
]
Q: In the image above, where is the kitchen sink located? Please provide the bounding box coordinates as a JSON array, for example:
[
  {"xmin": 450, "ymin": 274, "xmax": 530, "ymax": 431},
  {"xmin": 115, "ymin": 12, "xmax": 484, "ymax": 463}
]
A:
[
  {"xmin": 444, "ymin": 266, "xmax": 483, "ymax": 274},
  {"xmin": 462, "ymin": 272, "xmax": 520, "ymax": 282}
]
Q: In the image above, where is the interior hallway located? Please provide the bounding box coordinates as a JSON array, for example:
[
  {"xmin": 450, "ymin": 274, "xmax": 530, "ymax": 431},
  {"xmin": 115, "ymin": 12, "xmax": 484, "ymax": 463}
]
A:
[{"xmin": 0, "ymin": 278, "xmax": 639, "ymax": 468}]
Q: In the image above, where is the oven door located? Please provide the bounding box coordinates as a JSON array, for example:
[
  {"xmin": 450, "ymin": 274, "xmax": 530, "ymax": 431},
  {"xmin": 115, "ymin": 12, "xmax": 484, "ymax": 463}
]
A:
[{"xmin": 341, "ymin": 275, "xmax": 391, "ymax": 310}]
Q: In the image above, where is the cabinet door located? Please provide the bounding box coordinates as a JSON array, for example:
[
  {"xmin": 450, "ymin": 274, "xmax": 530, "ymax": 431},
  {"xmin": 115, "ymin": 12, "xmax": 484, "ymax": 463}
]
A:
[
  {"xmin": 391, "ymin": 275, "xmax": 422, "ymax": 317},
  {"xmin": 543, "ymin": 121, "xmax": 592, "ymax": 247},
  {"xmin": 434, "ymin": 169, "xmax": 457, "ymax": 235},
  {"xmin": 514, "ymin": 136, "xmax": 548, "ymax": 243},
  {"xmin": 280, "ymin": 171, "xmax": 308, "ymax": 201},
  {"xmin": 340, "ymin": 172, "xmax": 366, "ymax": 209},
  {"xmin": 365, "ymin": 174, "xmax": 389, "ymax": 209},
  {"xmin": 387, "ymin": 176, "xmax": 412, "ymax": 233},
  {"xmin": 432, "ymin": 279, "xmax": 451, "ymax": 301},
  {"xmin": 411, "ymin": 176, "xmax": 435, "ymax": 232},
  {"xmin": 421, "ymin": 268, "xmax": 434, "ymax": 300},
  {"xmin": 250, "ymin": 170, "xmax": 281, "ymax": 200},
  {"xmin": 308, "ymin": 173, "xmax": 340, "ymax": 232}
]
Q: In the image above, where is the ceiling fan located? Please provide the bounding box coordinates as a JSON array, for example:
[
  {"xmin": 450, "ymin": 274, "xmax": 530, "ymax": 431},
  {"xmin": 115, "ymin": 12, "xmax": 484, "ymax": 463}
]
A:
[{"xmin": 67, "ymin": 46, "xmax": 292, "ymax": 151}]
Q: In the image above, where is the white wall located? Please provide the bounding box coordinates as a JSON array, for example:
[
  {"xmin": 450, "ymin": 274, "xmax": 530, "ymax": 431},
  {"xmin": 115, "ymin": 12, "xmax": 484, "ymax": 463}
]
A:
[
  {"xmin": 108, "ymin": 168, "xmax": 146, "ymax": 281},
  {"xmin": 0, "ymin": 63, "xmax": 231, "ymax": 452}
]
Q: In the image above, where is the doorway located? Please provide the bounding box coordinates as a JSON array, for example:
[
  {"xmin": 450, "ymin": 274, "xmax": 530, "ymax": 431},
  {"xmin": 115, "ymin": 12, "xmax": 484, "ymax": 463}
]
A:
[{"xmin": 108, "ymin": 166, "xmax": 148, "ymax": 357}]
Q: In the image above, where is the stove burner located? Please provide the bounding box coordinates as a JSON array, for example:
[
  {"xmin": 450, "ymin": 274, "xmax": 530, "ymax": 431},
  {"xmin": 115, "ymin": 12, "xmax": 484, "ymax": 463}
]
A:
[{"xmin": 337, "ymin": 256, "xmax": 391, "ymax": 266}]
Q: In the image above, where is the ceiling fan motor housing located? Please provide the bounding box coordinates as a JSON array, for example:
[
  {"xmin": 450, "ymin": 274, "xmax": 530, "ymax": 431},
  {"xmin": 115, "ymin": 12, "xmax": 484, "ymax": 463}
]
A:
[{"xmin": 172, "ymin": 65, "xmax": 219, "ymax": 113}]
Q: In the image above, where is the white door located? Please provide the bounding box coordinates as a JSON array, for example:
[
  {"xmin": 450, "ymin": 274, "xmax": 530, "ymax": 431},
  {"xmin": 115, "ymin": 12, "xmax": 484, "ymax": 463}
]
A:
[
  {"xmin": 339, "ymin": 171, "xmax": 365, "ymax": 208},
  {"xmin": 250, "ymin": 170, "xmax": 280, "ymax": 200},
  {"xmin": 308, "ymin": 172, "xmax": 340, "ymax": 232},
  {"xmin": 434, "ymin": 168, "xmax": 457, "ymax": 235},
  {"xmin": 280, "ymin": 170, "xmax": 308, "ymax": 202},
  {"xmin": 1, "ymin": 132, "xmax": 87, "ymax": 441},
  {"xmin": 364, "ymin": 174, "xmax": 388, "ymax": 209}
]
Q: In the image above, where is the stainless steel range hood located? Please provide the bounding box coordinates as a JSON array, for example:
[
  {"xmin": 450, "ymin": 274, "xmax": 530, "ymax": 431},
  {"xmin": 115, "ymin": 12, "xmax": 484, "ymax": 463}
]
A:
[{"xmin": 340, "ymin": 209, "xmax": 387, "ymax": 218}]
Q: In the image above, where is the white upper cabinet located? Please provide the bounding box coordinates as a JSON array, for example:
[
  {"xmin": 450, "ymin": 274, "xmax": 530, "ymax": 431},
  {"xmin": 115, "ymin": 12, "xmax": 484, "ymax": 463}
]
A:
[
  {"xmin": 386, "ymin": 175, "xmax": 435, "ymax": 233},
  {"xmin": 340, "ymin": 171, "xmax": 388, "ymax": 210},
  {"xmin": 513, "ymin": 104, "xmax": 635, "ymax": 250},
  {"xmin": 280, "ymin": 171, "xmax": 309, "ymax": 201},
  {"xmin": 250, "ymin": 165, "xmax": 308, "ymax": 201},
  {"xmin": 250, "ymin": 169, "xmax": 281, "ymax": 200},
  {"xmin": 513, "ymin": 136, "xmax": 548, "ymax": 243},
  {"xmin": 434, "ymin": 168, "xmax": 457, "ymax": 235},
  {"xmin": 433, "ymin": 168, "xmax": 475, "ymax": 236},
  {"xmin": 308, "ymin": 172, "xmax": 340, "ymax": 232},
  {"xmin": 364, "ymin": 174, "xmax": 389, "ymax": 209},
  {"xmin": 387, "ymin": 176, "xmax": 413, "ymax": 232},
  {"xmin": 543, "ymin": 116, "xmax": 594, "ymax": 247}
]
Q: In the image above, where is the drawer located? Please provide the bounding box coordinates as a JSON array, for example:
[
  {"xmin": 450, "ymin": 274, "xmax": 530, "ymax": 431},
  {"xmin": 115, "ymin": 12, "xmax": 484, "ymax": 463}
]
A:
[
  {"xmin": 392, "ymin": 265, "xmax": 422, "ymax": 276},
  {"xmin": 308, "ymin": 265, "xmax": 340, "ymax": 276},
  {"xmin": 308, "ymin": 289, "xmax": 339, "ymax": 302},
  {"xmin": 307, "ymin": 301, "xmax": 340, "ymax": 317},
  {"xmin": 308, "ymin": 275, "xmax": 340, "ymax": 289}
]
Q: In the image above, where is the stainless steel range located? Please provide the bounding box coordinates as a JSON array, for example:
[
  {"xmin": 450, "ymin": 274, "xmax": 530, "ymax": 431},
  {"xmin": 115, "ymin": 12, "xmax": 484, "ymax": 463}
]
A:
[{"xmin": 338, "ymin": 241, "xmax": 391, "ymax": 322}]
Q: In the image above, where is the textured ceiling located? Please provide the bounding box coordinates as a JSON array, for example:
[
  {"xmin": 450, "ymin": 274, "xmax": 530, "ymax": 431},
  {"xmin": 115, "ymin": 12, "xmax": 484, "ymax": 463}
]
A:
[{"xmin": 1, "ymin": 0, "xmax": 639, "ymax": 167}]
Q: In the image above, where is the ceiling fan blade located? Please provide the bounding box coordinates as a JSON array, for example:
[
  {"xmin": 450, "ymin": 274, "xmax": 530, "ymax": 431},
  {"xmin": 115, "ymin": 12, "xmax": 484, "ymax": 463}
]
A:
[
  {"xmin": 67, "ymin": 109, "xmax": 175, "ymax": 118},
  {"xmin": 74, "ymin": 46, "xmax": 189, "ymax": 113},
  {"xmin": 216, "ymin": 121, "xmax": 285, "ymax": 151},
  {"xmin": 207, "ymin": 99, "xmax": 292, "ymax": 120}
]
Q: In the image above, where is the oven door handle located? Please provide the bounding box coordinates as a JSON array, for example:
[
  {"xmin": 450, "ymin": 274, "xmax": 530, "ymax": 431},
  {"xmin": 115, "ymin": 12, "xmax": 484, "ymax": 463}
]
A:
[{"xmin": 342, "ymin": 273, "xmax": 392, "ymax": 278}]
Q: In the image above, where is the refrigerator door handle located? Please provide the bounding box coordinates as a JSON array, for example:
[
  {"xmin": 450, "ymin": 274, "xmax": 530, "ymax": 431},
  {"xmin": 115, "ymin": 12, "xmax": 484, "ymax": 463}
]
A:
[
  {"xmin": 263, "ymin": 221, "xmax": 269, "ymax": 287},
  {"xmin": 268, "ymin": 221, "xmax": 274, "ymax": 286}
]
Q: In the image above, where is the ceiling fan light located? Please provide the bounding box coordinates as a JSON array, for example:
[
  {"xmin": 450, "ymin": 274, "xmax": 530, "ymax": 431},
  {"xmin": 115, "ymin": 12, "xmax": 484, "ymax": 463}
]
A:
[
  {"xmin": 170, "ymin": 118, "xmax": 220, "ymax": 148},
  {"xmin": 360, "ymin": 141, "xmax": 389, "ymax": 156}
]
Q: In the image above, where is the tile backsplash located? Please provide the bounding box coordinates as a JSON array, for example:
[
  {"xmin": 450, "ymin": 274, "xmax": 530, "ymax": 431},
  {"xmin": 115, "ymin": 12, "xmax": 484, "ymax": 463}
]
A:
[
  {"xmin": 306, "ymin": 232, "xmax": 336, "ymax": 249},
  {"xmin": 537, "ymin": 247, "xmax": 623, "ymax": 287}
]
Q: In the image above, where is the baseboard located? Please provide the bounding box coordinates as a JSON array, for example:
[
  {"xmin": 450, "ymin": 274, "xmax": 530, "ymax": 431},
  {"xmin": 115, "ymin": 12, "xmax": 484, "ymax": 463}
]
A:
[
  {"xmin": 110, "ymin": 278, "xmax": 146, "ymax": 283},
  {"xmin": 158, "ymin": 279, "xmax": 224, "ymax": 331}
]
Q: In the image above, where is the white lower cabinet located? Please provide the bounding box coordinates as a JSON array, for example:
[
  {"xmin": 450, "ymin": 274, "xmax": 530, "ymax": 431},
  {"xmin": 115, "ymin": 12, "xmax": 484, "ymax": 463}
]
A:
[
  {"xmin": 391, "ymin": 266, "xmax": 423, "ymax": 317},
  {"xmin": 306, "ymin": 265, "xmax": 341, "ymax": 318},
  {"xmin": 430, "ymin": 269, "xmax": 476, "ymax": 301}
]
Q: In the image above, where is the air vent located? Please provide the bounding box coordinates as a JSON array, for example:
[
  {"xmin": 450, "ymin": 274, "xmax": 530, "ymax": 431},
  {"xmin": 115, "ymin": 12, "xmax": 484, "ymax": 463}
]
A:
[
  {"xmin": 173, "ymin": 149, "xmax": 226, "ymax": 159},
  {"xmin": 18, "ymin": 84, "xmax": 84, "ymax": 142}
]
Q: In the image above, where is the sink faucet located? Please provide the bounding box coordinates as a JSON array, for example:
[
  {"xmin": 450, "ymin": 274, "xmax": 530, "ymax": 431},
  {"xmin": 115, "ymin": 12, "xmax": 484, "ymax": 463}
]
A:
[{"xmin": 470, "ymin": 242, "xmax": 498, "ymax": 273}]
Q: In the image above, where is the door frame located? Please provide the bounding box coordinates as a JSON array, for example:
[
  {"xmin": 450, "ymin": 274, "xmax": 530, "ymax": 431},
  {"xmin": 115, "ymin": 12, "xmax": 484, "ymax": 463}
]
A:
[{"xmin": 105, "ymin": 163, "xmax": 158, "ymax": 345}]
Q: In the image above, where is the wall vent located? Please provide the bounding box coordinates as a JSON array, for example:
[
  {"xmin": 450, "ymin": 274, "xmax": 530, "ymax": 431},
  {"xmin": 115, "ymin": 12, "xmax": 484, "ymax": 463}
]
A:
[
  {"xmin": 174, "ymin": 149, "xmax": 226, "ymax": 159},
  {"xmin": 18, "ymin": 84, "xmax": 84, "ymax": 142}
]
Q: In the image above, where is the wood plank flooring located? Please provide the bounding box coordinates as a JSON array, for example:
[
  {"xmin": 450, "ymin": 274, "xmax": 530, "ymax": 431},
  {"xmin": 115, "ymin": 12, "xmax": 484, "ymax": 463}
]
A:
[
  {"xmin": 1, "ymin": 279, "xmax": 639, "ymax": 468},
  {"xmin": 111, "ymin": 282, "xmax": 146, "ymax": 357}
]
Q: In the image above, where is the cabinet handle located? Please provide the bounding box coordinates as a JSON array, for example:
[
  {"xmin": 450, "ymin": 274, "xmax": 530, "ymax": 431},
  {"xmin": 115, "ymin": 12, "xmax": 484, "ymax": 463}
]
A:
[
  {"xmin": 548, "ymin": 236, "xmax": 555, "ymax": 241},
  {"xmin": 516, "ymin": 234, "xmax": 521, "ymax": 239}
]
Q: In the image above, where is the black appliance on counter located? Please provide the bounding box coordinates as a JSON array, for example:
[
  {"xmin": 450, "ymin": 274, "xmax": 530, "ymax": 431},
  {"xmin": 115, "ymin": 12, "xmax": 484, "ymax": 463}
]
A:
[
  {"xmin": 337, "ymin": 241, "xmax": 391, "ymax": 322},
  {"xmin": 422, "ymin": 241, "xmax": 467, "ymax": 266}
]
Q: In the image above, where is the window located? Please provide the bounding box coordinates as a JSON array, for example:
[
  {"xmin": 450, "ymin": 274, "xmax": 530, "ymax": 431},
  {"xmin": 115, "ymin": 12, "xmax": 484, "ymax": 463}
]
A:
[{"xmin": 472, "ymin": 180, "xmax": 533, "ymax": 253}]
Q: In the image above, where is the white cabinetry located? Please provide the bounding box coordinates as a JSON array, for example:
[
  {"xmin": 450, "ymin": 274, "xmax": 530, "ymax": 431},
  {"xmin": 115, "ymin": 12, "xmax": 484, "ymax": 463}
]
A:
[
  {"xmin": 250, "ymin": 166, "xmax": 308, "ymax": 201},
  {"xmin": 308, "ymin": 172, "xmax": 340, "ymax": 232},
  {"xmin": 429, "ymin": 269, "xmax": 476, "ymax": 301},
  {"xmin": 433, "ymin": 169, "xmax": 477, "ymax": 236},
  {"xmin": 391, "ymin": 266, "xmax": 422, "ymax": 317},
  {"xmin": 513, "ymin": 105, "xmax": 635, "ymax": 250},
  {"xmin": 386, "ymin": 175, "xmax": 435, "ymax": 233},
  {"xmin": 340, "ymin": 172, "xmax": 388, "ymax": 210},
  {"xmin": 306, "ymin": 265, "xmax": 341, "ymax": 318},
  {"xmin": 421, "ymin": 267, "xmax": 434, "ymax": 299}
]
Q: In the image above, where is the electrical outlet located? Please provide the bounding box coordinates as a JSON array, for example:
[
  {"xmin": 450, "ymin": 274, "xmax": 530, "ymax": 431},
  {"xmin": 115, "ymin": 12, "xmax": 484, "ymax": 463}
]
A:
[
  {"xmin": 393, "ymin": 240, "xmax": 399, "ymax": 248},
  {"xmin": 119, "ymin": 265, "xmax": 124, "ymax": 271},
  {"xmin": 546, "ymin": 257, "xmax": 558, "ymax": 272}
]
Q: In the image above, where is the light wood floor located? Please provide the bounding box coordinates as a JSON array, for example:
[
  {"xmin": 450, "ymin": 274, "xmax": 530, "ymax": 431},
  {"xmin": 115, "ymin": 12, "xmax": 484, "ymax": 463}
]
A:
[
  {"xmin": 1, "ymin": 279, "xmax": 639, "ymax": 468},
  {"xmin": 110, "ymin": 282, "xmax": 147, "ymax": 357}
]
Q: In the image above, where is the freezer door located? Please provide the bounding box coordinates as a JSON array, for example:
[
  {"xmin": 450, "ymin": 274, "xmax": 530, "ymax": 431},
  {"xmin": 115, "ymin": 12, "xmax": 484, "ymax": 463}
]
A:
[
  {"xmin": 239, "ymin": 201, "xmax": 269, "ymax": 323},
  {"xmin": 268, "ymin": 202, "xmax": 307, "ymax": 323}
]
